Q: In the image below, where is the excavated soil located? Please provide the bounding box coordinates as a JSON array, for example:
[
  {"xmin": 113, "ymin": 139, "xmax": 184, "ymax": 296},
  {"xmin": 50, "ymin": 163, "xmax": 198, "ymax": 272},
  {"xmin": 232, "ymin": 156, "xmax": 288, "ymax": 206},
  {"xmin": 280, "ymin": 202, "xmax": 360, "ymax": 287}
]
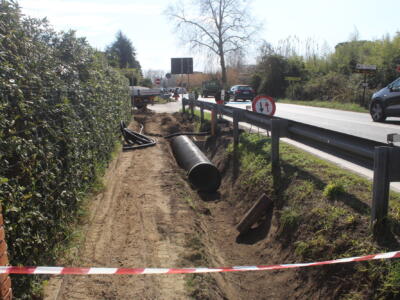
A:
[
  {"xmin": 44, "ymin": 112, "xmax": 198, "ymax": 299},
  {"xmin": 43, "ymin": 111, "xmax": 318, "ymax": 300}
]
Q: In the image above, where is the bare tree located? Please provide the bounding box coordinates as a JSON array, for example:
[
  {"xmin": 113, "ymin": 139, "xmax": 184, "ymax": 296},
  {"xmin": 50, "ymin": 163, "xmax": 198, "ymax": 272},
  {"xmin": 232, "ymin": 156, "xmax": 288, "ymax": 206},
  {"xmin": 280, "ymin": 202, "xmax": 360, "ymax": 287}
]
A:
[{"xmin": 166, "ymin": 0, "xmax": 260, "ymax": 88}]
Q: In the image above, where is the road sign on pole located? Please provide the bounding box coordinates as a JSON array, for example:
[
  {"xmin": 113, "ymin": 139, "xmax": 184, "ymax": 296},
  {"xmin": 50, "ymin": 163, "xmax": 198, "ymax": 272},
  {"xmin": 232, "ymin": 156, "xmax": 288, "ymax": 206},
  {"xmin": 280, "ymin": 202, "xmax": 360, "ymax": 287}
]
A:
[
  {"xmin": 171, "ymin": 58, "xmax": 193, "ymax": 74},
  {"xmin": 355, "ymin": 64, "xmax": 377, "ymax": 73},
  {"xmin": 252, "ymin": 95, "xmax": 276, "ymax": 116},
  {"xmin": 155, "ymin": 78, "xmax": 161, "ymax": 85}
]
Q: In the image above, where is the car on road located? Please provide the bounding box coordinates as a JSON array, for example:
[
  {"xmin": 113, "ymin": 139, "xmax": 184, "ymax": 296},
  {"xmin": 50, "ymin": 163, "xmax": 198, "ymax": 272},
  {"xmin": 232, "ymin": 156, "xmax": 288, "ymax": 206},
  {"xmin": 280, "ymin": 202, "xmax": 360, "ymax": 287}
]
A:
[
  {"xmin": 201, "ymin": 80, "xmax": 220, "ymax": 98},
  {"xmin": 229, "ymin": 85, "xmax": 256, "ymax": 101},
  {"xmin": 370, "ymin": 77, "xmax": 400, "ymax": 122}
]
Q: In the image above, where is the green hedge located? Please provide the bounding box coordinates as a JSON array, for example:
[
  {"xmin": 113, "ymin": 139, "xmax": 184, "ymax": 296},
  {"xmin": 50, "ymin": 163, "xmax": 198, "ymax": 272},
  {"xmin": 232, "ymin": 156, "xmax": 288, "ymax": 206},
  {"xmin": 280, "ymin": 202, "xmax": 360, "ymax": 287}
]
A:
[{"xmin": 0, "ymin": 2, "xmax": 131, "ymax": 298}]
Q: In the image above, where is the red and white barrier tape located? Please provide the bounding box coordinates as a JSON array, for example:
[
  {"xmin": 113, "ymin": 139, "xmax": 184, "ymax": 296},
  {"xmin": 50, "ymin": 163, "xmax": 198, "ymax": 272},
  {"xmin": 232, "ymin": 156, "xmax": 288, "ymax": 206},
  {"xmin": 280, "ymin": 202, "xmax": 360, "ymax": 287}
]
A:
[{"xmin": 1, "ymin": 250, "xmax": 399, "ymax": 275}]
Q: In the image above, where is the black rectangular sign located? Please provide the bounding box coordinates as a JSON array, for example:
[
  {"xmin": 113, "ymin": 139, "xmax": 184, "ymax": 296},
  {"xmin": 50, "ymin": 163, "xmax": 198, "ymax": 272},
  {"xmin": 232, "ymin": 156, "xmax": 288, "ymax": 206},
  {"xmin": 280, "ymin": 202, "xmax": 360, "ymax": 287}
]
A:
[{"xmin": 171, "ymin": 57, "xmax": 193, "ymax": 74}]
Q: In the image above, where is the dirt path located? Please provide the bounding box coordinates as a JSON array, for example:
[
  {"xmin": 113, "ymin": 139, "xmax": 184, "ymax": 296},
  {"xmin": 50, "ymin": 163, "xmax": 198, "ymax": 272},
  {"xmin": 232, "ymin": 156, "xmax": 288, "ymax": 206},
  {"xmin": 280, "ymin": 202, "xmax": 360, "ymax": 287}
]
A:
[{"xmin": 44, "ymin": 113, "xmax": 194, "ymax": 300}]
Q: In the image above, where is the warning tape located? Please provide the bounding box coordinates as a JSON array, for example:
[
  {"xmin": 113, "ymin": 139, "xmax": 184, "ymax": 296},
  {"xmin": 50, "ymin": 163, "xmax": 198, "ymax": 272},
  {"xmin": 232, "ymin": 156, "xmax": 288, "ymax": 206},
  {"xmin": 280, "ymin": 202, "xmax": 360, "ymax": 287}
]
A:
[{"xmin": 1, "ymin": 250, "xmax": 399, "ymax": 275}]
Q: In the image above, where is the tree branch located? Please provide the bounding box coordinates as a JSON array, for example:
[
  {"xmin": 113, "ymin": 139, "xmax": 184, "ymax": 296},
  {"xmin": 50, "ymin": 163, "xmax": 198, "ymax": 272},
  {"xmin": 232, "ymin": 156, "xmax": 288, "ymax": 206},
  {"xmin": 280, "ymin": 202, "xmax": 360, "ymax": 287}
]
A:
[
  {"xmin": 172, "ymin": 13, "xmax": 219, "ymax": 47},
  {"xmin": 190, "ymin": 39, "xmax": 220, "ymax": 55}
]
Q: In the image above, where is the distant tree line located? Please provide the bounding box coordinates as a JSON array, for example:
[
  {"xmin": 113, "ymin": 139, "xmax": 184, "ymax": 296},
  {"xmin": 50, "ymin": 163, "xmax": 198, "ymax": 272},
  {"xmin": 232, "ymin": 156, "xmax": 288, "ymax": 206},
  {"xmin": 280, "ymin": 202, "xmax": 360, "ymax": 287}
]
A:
[{"xmin": 251, "ymin": 34, "xmax": 400, "ymax": 105}]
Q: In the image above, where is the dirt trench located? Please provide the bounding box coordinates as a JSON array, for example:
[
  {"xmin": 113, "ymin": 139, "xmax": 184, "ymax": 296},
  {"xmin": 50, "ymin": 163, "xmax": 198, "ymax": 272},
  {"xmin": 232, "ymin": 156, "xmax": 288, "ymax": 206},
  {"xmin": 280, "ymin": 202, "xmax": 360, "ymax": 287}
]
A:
[
  {"xmin": 44, "ymin": 111, "xmax": 303, "ymax": 300},
  {"xmin": 44, "ymin": 112, "xmax": 199, "ymax": 300}
]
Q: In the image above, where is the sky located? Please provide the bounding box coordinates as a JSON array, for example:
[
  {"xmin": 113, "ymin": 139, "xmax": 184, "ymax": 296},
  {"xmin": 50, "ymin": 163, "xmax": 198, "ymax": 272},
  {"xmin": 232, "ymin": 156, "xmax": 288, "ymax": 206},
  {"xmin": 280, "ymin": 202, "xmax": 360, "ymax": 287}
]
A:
[{"xmin": 16, "ymin": 0, "xmax": 400, "ymax": 74}]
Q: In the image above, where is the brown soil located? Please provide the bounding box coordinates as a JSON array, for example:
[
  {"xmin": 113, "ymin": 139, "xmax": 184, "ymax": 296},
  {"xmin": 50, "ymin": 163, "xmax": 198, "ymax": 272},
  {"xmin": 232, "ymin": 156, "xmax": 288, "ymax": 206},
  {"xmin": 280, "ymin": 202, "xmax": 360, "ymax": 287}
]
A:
[
  {"xmin": 44, "ymin": 112, "xmax": 199, "ymax": 300},
  {"xmin": 43, "ymin": 111, "xmax": 335, "ymax": 300}
]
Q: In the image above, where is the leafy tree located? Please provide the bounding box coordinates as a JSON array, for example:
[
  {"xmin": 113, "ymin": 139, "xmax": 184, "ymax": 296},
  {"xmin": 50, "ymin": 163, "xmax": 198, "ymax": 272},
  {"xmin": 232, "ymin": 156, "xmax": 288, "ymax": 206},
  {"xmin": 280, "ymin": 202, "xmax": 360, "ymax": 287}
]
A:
[
  {"xmin": 253, "ymin": 55, "xmax": 288, "ymax": 97},
  {"xmin": 166, "ymin": 0, "xmax": 260, "ymax": 88},
  {"xmin": 119, "ymin": 68, "xmax": 142, "ymax": 86},
  {"xmin": 106, "ymin": 31, "xmax": 141, "ymax": 70},
  {"xmin": 141, "ymin": 78, "xmax": 153, "ymax": 88}
]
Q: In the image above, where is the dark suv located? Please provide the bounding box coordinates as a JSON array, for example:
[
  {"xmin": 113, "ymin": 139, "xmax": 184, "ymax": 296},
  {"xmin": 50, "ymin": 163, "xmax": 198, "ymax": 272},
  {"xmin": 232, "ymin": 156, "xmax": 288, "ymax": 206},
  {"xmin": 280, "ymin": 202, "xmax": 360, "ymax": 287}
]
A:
[
  {"xmin": 370, "ymin": 77, "xmax": 400, "ymax": 122},
  {"xmin": 229, "ymin": 85, "xmax": 255, "ymax": 101}
]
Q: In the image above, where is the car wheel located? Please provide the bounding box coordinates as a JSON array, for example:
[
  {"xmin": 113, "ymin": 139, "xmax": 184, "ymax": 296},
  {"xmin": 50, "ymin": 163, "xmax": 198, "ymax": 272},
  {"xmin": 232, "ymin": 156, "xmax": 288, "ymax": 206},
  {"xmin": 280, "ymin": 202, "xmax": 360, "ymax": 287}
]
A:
[{"xmin": 370, "ymin": 101, "xmax": 386, "ymax": 122}]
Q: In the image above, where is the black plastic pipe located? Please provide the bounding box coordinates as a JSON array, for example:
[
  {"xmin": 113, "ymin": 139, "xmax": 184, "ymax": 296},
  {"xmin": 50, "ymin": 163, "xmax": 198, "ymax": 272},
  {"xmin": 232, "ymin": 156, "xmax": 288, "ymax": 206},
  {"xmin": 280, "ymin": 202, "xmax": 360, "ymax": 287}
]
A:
[
  {"xmin": 164, "ymin": 131, "xmax": 210, "ymax": 139},
  {"xmin": 170, "ymin": 135, "xmax": 221, "ymax": 192}
]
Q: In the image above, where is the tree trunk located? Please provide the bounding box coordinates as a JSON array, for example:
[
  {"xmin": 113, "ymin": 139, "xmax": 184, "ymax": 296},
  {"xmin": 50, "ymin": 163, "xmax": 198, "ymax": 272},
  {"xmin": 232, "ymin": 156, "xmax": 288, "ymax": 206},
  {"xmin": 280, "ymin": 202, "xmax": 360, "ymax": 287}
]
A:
[{"xmin": 220, "ymin": 51, "xmax": 227, "ymax": 88}]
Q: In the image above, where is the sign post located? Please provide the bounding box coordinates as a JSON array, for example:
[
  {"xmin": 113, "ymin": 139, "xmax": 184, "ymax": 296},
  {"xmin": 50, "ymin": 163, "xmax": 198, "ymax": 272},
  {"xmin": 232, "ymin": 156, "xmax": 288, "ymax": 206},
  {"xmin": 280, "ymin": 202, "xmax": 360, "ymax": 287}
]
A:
[
  {"xmin": 171, "ymin": 58, "xmax": 193, "ymax": 94},
  {"xmin": 355, "ymin": 64, "xmax": 377, "ymax": 107}
]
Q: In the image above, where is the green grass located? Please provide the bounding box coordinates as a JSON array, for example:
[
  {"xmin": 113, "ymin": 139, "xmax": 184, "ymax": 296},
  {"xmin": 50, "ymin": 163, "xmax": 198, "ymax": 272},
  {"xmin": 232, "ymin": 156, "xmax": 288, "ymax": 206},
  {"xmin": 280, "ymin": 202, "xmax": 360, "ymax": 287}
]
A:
[
  {"xmin": 193, "ymin": 109, "xmax": 212, "ymax": 121},
  {"xmin": 278, "ymin": 99, "xmax": 368, "ymax": 113},
  {"xmin": 232, "ymin": 132, "xmax": 400, "ymax": 299},
  {"xmin": 323, "ymin": 181, "xmax": 346, "ymax": 200}
]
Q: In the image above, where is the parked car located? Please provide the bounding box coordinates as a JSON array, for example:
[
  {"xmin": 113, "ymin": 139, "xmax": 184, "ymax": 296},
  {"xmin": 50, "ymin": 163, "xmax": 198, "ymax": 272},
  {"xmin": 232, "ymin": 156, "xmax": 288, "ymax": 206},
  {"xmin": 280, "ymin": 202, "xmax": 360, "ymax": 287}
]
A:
[
  {"xmin": 370, "ymin": 77, "xmax": 400, "ymax": 122},
  {"xmin": 176, "ymin": 87, "xmax": 187, "ymax": 94},
  {"xmin": 229, "ymin": 85, "xmax": 256, "ymax": 101}
]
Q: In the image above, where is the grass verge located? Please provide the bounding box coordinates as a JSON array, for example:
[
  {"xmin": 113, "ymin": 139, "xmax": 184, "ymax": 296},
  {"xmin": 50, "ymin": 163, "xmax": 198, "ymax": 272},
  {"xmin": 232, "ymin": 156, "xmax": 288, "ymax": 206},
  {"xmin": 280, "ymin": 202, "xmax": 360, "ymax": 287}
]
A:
[
  {"xmin": 278, "ymin": 99, "xmax": 368, "ymax": 113},
  {"xmin": 232, "ymin": 132, "xmax": 400, "ymax": 299}
]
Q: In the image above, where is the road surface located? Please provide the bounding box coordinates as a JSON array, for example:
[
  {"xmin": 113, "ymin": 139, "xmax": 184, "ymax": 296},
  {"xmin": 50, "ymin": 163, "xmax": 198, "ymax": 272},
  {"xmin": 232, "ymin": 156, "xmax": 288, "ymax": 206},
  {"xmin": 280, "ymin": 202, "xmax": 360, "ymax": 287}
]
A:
[{"xmin": 199, "ymin": 97, "xmax": 400, "ymax": 144}]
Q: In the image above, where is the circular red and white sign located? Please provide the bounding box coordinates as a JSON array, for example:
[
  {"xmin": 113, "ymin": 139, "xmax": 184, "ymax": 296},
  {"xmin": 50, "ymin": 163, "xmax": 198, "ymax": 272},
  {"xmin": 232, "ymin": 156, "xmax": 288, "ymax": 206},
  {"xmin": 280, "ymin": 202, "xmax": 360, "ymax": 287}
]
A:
[
  {"xmin": 155, "ymin": 78, "xmax": 161, "ymax": 84},
  {"xmin": 252, "ymin": 95, "xmax": 276, "ymax": 116}
]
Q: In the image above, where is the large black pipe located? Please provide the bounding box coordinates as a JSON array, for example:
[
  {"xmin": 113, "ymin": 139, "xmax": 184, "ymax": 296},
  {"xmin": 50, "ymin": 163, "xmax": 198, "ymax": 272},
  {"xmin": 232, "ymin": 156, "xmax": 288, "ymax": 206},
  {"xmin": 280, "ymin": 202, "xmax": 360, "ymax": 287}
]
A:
[{"xmin": 170, "ymin": 135, "xmax": 221, "ymax": 192}]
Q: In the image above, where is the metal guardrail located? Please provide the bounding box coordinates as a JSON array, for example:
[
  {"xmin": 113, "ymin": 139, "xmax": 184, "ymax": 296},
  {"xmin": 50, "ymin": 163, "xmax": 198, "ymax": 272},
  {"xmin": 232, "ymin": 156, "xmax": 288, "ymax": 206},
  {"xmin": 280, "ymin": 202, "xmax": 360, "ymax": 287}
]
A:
[{"xmin": 183, "ymin": 98, "xmax": 400, "ymax": 228}]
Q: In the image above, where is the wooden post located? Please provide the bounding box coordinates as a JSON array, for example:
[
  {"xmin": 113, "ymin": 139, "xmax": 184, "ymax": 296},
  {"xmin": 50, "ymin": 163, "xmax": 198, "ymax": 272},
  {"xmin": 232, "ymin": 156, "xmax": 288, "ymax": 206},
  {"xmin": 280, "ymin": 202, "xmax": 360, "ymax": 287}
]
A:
[
  {"xmin": 236, "ymin": 194, "xmax": 273, "ymax": 234},
  {"xmin": 211, "ymin": 107, "xmax": 217, "ymax": 136},
  {"xmin": 233, "ymin": 110, "xmax": 240, "ymax": 179},
  {"xmin": 372, "ymin": 147, "xmax": 390, "ymax": 225}
]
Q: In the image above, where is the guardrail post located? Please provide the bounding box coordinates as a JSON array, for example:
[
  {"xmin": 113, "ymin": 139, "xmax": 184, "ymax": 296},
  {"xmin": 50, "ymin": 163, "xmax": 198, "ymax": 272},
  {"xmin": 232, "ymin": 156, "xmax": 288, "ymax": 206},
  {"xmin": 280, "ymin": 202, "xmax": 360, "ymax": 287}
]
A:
[
  {"xmin": 190, "ymin": 100, "xmax": 195, "ymax": 119},
  {"xmin": 200, "ymin": 103, "xmax": 204, "ymax": 127},
  {"xmin": 271, "ymin": 119, "xmax": 285, "ymax": 171},
  {"xmin": 372, "ymin": 147, "xmax": 390, "ymax": 229},
  {"xmin": 211, "ymin": 107, "xmax": 217, "ymax": 136},
  {"xmin": 181, "ymin": 98, "xmax": 186, "ymax": 114},
  {"xmin": 233, "ymin": 110, "xmax": 240, "ymax": 179}
]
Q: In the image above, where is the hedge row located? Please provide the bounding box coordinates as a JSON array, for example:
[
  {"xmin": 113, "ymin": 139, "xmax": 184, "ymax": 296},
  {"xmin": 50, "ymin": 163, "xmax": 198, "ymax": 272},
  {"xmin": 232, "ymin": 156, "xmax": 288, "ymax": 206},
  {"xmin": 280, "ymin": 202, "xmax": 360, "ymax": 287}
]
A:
[{"xmin": 0, "ymin": 2, "xmax": 131, "ymax": 298}]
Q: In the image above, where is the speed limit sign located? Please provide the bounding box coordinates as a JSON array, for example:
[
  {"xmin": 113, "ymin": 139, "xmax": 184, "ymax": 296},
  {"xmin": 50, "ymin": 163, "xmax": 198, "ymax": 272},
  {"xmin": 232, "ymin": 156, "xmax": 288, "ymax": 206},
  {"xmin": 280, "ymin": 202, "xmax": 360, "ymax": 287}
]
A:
[{"xmin": 252, "ymin": 95, "xmax": 276, "ymax": 116}]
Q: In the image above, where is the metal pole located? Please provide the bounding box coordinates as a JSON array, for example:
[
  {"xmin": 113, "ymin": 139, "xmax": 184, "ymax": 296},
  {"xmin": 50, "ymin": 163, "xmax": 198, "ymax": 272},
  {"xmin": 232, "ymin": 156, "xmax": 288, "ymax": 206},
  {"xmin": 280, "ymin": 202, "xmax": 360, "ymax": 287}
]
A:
[
  {"xmin": 371, "ymin": 147, "xmax": 390, "ymax": 225},
  {"xmin": 190, "ymin": 100, "xmax": 194, "ymax": 118},
  {"xmin": 181, "ymin": 98, "xmax": 186, "ymax": 114},
  {"xmin": 211, "ymin": 107, "xmax": 217, "ymax": 136},
  {"xmin": 362, "ymin": 73, "xmax": 367, "ymax": 107},
  {"xmin": 200, "ymin": 104, "xmax": 204, "ymax": 128},
  {"xmin": 271, "ymin": 119, "xmax": 281, "ymax": 172}
]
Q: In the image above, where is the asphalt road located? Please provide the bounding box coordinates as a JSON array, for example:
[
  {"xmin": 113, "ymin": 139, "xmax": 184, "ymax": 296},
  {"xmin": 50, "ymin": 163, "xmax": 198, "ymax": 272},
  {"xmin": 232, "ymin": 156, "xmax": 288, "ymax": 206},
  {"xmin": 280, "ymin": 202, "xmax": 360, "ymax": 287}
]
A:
[{"xmin": 199, "ymin": 97, "xmax": 400, "ymax": 144}]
